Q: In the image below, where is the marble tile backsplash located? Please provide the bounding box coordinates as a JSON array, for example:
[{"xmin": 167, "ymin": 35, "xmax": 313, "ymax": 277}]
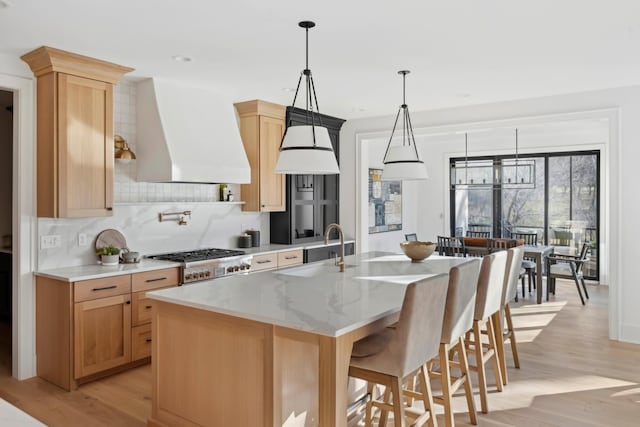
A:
[
  {"xmin": 38, "ymin": 203, "xmax": 268, "ymax": 270},
  {"xmin": 37, "ymin": 79, "xmax": 268, "ymax": 270}
]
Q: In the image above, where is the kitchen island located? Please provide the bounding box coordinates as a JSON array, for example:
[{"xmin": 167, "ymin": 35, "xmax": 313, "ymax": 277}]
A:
[{"xmin": 146, "ymin": 252, "xmax": 468, "ymax": 427}]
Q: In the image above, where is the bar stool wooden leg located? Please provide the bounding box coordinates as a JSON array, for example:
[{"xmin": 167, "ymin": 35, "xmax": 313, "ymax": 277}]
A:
[
  {"xmin": 365, "ymin": 382, "xmax": 374, "ymax": 427},
  {"xmin": 439, "ymin": 343, "xmax": 455, "ymax": 427},
  {"xmin": 391, "ymin": 377, "xmax": 407, "ymax": 427},
  {"xmin": 505, "ymin": 305, "xmax": 520, "ymax": 369},
  {"xmin": 379, "ymin": 387, "xmax": 391, "ymax": 427},
  {"xmin": 487, "ymin": 315, "xmax": 504, "ymax": 392},
  {"xmin": 493, "ymin": 311, "xmax": 508, "ymax": 386},
  {"xmin": 457, "ymin": 337, "xmax": 478, "ymax": 425},
  {"xmin": 418, "ymin": 364, "xmax": 438, "ymax": 427},
  {"xmin": 472, "ymin": 321, "xmax": 489, "ymax": 414}
]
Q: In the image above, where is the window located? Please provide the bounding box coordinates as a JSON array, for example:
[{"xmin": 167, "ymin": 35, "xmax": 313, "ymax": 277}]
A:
[{"xmin": 450, "ymin": 150, "xmax": 600, "ymax": 280}]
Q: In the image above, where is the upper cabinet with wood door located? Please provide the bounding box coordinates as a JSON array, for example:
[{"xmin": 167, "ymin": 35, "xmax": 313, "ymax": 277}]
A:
[
  {"xmin": 21, "ymin": 46, "xmax": 133, "ymax": 218},
  {"xmin": 234, "ymin": 100, "xmax": 286, "ymax": 212}
]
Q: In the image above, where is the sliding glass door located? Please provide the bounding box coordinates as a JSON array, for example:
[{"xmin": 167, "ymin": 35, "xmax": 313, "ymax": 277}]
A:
[{"xmin": 450, "ymin": 150, "xmax": 600, "ymax": 280}]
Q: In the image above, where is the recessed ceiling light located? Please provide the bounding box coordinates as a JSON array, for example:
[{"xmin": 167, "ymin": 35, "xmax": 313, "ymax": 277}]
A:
[
  {"xmin": 0, "ymin": 0, "xmax": 12, "ymax": 8},
  {"xmin": 281, "ymin": 88, "xmax": 296, "ymax": 92},
  {"xmin": 456, "ymin": 93, "xmax": 471, "ymax": 98},
  {"xmin": 172, "ymin": 55, "xmax": 192, "ymax": 62}
]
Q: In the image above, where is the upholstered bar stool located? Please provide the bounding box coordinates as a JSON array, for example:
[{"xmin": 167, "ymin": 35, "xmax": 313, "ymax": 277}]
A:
[
  {"xmin": 465, "ymin": 251, "xmax": 508, "ymax": 414},
  {"xmin": 495, "ymin": 246, "xmax": 524, "ymax": 385},
  {"xmin": 428, "ymin": 259, "xmax": 481, "ymax": 427},
  {"xmin": 349, "ymin": 273, "xmax": 450, "ymax": 427}
]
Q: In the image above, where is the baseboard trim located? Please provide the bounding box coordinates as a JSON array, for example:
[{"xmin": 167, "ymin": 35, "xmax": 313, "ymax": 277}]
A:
[{"xmin": 620, "ymin": 323, "xmax": 640, "ymax": 344}]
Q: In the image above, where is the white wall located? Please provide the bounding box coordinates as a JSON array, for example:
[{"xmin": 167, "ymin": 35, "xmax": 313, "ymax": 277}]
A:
[{"xmin": 340, "ymin": 86, "xmax": 640, "ymax": 343}]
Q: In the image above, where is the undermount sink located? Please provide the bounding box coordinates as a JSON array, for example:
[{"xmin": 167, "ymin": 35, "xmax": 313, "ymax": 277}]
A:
[{"xmin": 276, "ymin": 262, "xmax": 355, "ymax": 278}]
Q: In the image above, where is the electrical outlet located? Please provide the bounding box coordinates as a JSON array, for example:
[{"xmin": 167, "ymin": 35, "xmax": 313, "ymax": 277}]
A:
[
  {"xmin": 40, "ymin": 235, "xmax": 61, "ymax": 250},
  {"xmin": 78, "ymin": 233, "xmax": 88, "ymax": 246}
]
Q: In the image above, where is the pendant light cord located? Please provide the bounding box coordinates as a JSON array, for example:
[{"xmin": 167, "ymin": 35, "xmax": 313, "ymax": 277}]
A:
[{"xmin": 288, "ymin": 21, "xmax": 324, "ymax": 148}]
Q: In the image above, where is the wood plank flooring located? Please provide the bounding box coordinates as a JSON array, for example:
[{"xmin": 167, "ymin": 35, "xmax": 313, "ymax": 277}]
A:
[{"xmin": 0, "ymin": 279, "xmax": 639, "ymax": 426}]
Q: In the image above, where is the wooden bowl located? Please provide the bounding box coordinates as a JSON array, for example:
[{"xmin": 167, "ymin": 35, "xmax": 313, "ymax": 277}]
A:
[{"xmin": 400, "ymin": 241, "xmax": 436, "ymax": 262}]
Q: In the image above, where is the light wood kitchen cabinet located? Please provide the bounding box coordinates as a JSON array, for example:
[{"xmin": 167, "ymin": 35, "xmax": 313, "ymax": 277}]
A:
[
  {"xmin": 21, "ymin": 46, "xmax": 133, "ymax": 218},
  {"xmin": 277, "ymin": 248, "xmax": 304, "ymax": 268},
  {"xmin": 234, "ymin": 100, "xmax": 286, "ymax": 212},
  {"xmin": 35, "ymin": 267, "xmax": 179, "ymax": 390},
  {"xmin": 74, "ymin": 293, "xmax": 132, "ymax": 378}
]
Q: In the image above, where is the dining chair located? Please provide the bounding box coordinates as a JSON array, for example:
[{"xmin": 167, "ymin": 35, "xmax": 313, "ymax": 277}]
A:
[
  {"xmin": 465, "ymin": 251, "xmax": 507, "ymax": 414},
  {"xmin": 495, "ymin": 246, "xmax": 524, "ymax": 386},
  {"xmin": 437, "ymin": 236, "xmax": 466, "ymax": 257},
  {"xmin": 428, "ymin": 258, "xmax": 481, "ymax": 427},
  {"xmin": 466, "ymin": 230, "xmax": 490, "ymax": 238},
  {"xmin": 348, "ymin": 273, "xmax": 449, "ymax": 427},
  {"xmin": 405, "ymin": 233, "xmax": 418, "ymax": 242},
  {"xmin": 511, "ymin": 232, "xmax": 537, "ymax": 297},
  {"xmin": 546, "ymin": 242, "xmax": 591, "ymax": 305},
  {"xmin": 486, "ymin": 238, "xmax": 516, "ymax": 253}
]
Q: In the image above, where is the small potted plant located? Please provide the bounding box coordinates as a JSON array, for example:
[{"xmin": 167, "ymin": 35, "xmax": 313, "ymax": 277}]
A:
[{"xmin": 96, "ymin": 245, "xmax": 120, "ymax": 266}]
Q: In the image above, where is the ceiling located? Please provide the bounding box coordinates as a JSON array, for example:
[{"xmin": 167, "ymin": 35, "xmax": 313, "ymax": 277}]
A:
[{"xmin": 1, "ymin": 0, "xmax": 640, "ymax": 119}]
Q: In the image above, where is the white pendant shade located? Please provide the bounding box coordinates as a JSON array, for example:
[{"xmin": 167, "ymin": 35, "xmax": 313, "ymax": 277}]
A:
[
  {"xmin": 382, "ymin": 145, "xmax": 429, "ymax": 180},
  {"xmin": 275, "ymin": 125, "xmax": 339, "ymax": 174}
]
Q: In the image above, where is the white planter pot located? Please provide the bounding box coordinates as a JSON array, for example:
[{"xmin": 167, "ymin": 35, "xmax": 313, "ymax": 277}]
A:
[{"xmin": 100, "ymin": 254, "xmax": 120, "ymax": 266}]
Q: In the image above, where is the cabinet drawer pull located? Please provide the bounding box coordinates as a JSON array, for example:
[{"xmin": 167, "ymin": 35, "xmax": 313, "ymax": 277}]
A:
[
  {"xmin": 145, "ymin": 277, "xmax": 167, "ymax": 283},
  {"xmin": 145, "ymin": 338, "xmax": 152, "ymax": 343},
  {"xmin": 145, "ymin": 305, "xmax": 153, "ymax": 309},
  {"xmin": 92, "ymin": 285, "xmax": 118, "ymax": 292},
  {"xmin": 284, "ymin": 255, "xmax": 298, "ymax": 260},
  {"xmin": 256, "ymin": 259, "xmax": 272, "ymax": 264},
  {"xmin": 126, "ymin": 300, "xmax": 131, "ymax": 305}
]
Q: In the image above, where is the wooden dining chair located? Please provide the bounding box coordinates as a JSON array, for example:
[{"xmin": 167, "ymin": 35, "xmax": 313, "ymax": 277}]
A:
[
  {"xmin": 511, "ymin": 232, "xmax": 537, "ymax": 296},
  {"xmin": 437, "ymin": 236, "xmax": 466, "ymax": 257},
  {"xmin": 546, "ymin": 242, "xmax": 591, "ymax": 305},
  {"xmin": 348, "ymin": 273, "xmax": 449, "ymax": 427},
  {"xmin": 466, "ymin": 230, "xmax": 490, "ymax": 238}
]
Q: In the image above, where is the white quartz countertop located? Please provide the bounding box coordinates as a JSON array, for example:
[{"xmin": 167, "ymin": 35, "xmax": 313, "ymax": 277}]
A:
[
  {"xmin": 232, "ymin": 238, "xmax": 355, "ymax": 255},
  {"xmin": 35, "ymin": 259, "xmax": 182, "ymax": 282},
  {"xmin": 148, "ymin": 252, "xmax": 472, "ymax": 337}
]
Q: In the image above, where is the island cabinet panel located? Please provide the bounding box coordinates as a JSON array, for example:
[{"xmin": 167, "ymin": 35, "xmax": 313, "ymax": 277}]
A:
[
  {"xmin": 152, "ymin": 301, "xmax": 273, "ymax": 427},
  {"xmin": 273, "ymin": 328, "xmax": 320, "ymax": 426},
  {"xmin": 74, "ymin": 294, "xmax": 132, "ymax": 378}
]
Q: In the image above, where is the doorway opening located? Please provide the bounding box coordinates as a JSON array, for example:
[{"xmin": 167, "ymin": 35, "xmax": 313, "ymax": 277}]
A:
[{"xmin": 0, "ymin": 89, "xmax": 13, "ymax": 377}]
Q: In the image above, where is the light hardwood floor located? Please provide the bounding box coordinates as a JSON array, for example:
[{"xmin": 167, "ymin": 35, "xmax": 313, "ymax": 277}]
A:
[{"xmin": 0, "ymin": 280, "xmax": 638, "ymax": 426}]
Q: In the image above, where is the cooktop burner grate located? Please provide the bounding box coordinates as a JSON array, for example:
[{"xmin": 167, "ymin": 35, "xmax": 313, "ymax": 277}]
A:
[{"xmin": 148, "ymin": 248, "xmax": 246, "ymax": 263}]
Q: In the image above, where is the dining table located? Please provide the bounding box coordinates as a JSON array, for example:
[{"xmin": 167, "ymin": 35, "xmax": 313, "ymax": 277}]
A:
[{"xmin": 522, "ymin": 245, "xmax": 555, "ymax": 304}]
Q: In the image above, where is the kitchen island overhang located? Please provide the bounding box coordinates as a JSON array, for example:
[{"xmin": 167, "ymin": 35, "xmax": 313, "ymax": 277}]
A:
[{"xmin": 146, "ymin": 253, "xmax": 469, "ymax": 427}]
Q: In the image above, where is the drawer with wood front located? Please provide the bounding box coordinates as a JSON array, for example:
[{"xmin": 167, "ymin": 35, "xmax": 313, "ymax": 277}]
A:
[
  {"xmin": 131, "ymin": 285, "xmax": 175, "ymax": 326},
  {"xmin": 251, "ymin": 253, "xmax": 278, "ymax": 272},
  {"xmin": 132, "ymin": 323, "xmax": 152, "ymax": 361},
  {"xmin": 131, "ymin": 268, "xmax": 180, "ymax": 292},
  {"xmin": 277, "ymin": 249, "xmax": 304, "ymax": 268},
  {"xmin": 74, "ymin": 275, "xmax": 131, "ymax": 302}
]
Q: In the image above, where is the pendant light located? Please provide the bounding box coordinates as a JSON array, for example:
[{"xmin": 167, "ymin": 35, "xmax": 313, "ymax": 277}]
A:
[
  {"xmin": 501, "ymin": 128, "xmax": 536, "ymax": 188},
  {"xmin": 382, "ymin": 70, "xmax": 428, "ymax": 180},
  {"xmin": 275, "ymin": 21, "xmax": 339, "ymax": 175}
]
